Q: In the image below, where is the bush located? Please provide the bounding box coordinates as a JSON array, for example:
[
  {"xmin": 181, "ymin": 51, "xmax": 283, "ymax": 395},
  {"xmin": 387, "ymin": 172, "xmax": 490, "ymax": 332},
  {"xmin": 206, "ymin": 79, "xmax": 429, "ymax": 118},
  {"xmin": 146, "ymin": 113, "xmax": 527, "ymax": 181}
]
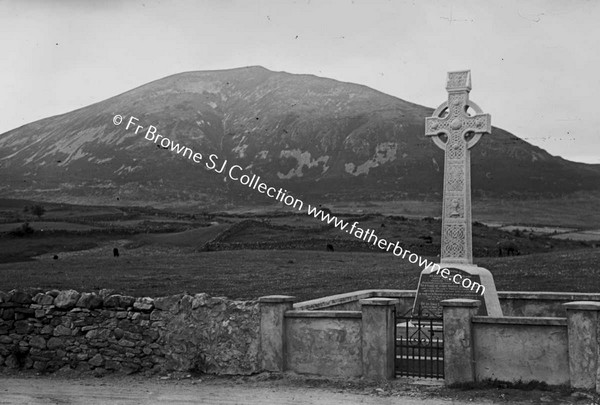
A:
[
  {"xmin": 8, "ymin": 222, "xmax": 35, "ymax": 237},
  {"xmin": 31, "ymin": 205, "xmax": 45, "ymax": 218}
]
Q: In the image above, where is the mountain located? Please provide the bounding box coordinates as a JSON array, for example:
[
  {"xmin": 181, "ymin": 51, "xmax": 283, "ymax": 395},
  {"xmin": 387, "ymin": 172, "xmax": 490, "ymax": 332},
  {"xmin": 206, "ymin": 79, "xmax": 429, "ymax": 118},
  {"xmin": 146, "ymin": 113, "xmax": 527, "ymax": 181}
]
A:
[{"xmin": 1, "ymin": 66, "xmax": 599, "ymax": 207}]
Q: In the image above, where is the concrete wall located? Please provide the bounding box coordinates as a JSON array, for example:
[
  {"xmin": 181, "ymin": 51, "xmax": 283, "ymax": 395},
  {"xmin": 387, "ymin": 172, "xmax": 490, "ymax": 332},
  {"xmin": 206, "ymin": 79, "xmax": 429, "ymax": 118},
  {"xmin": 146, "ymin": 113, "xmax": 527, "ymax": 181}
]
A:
[
  {"xmin": 499, "ymin": 292, "xmax": 600, "ymax": 317},
  {"xmin": 284, "ymin": 311, "xmax": 362, "ymax": 377},
  {"xmin": 262, "ymin": 296, "xmax": 398, "ymax": 380},
  {"xmin": 295, "ymin": 289, "xmax": 600, "ymax": 318},
  {"xmin": 6, "ymin": 285, "xmax": 598, "ymax": 387},
  {"xmin": 297, "ymin": 291, "xmax": 592, "ymax": 387},
  {"xmin": 0, "ymin": 289, "xmax": 259, "ymax": 375},
  {"xmin": 472, "ymin": 316, "xmax": 569, "ymax": 385}
]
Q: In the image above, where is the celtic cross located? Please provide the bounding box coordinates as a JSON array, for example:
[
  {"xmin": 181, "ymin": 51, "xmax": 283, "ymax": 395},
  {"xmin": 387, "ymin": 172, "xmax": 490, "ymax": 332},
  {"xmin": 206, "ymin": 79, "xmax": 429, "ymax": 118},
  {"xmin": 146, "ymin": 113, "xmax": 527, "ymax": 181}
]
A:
[{"xmin": 425, "ymin": 70, "xmax": 491, "ymax": 264}]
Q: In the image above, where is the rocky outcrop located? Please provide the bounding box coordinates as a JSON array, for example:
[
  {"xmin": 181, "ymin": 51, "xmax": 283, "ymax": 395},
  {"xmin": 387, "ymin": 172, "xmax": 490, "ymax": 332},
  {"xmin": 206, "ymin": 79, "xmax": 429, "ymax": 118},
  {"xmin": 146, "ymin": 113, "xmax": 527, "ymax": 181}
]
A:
[{"xmin": 0, "ymin": 289, "xmax": 259, "ymax": 375}]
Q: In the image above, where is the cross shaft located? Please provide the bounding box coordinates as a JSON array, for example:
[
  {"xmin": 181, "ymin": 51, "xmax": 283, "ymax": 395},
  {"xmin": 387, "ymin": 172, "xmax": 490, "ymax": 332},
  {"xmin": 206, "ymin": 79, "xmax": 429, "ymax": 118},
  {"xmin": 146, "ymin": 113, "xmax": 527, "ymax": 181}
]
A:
[{"xmin": 425, "ymin": 71, "xmax": 491, "ymax": 264}]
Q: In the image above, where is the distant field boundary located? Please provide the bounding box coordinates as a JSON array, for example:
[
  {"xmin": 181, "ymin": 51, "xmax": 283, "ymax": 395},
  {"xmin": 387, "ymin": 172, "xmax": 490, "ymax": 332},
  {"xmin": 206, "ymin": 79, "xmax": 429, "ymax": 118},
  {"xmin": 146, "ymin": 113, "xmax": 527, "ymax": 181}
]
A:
[
  {"xmin": 205, "ymin": 239, "xmax": 382, "ymax": 253},
  {"xmin": 202, "ymin": 219, "xmax": 333, "ymax": 248}
]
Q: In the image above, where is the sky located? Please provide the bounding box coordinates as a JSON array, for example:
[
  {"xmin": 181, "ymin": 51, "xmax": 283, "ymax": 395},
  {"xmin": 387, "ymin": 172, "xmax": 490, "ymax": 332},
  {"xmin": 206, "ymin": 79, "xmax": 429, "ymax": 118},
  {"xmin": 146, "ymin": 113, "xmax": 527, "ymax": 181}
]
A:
[{"xmin": 1, "ymin": 0, "xmax": 599, "ymax": 164}]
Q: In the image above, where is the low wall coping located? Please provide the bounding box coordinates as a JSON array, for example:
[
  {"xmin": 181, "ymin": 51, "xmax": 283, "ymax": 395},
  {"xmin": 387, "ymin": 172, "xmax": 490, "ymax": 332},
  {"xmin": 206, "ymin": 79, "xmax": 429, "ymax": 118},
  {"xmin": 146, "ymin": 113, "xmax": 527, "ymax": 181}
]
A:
[
  {"xmin": 370, "ymin": 290, "xmax": 416, "ymax": 298},
  {"xmin": 294, "ymin": 290, "xmax": 376, "ymax": 310},
  {"xmin": 359, "ymin": 298, "xmax": 399, "ymax": 306},
  {"xmin": 294, "ymin": 290, "xmax": 417, "ymax": 309},
  {"xmin": 292, "ymin": 290, "xmax": 600, "ymax": 312},
  {"xmin": 294, "ymin": 289, "xmax": 413, "ymax": 310},
  {"xmin": 284, "ymin": 310, "xmax": 362, "ymax": 319},
  {"xmin": 258, "ymin": 295, "xmax": 296, "ymax": 303},
  {"xmin": 563, "ymin": 301, "xmax": 600, "ymax": 311},
  {"xmin": 441, "ymin": 299, "xmax": 480, "ymax": 307},
  {"xmin": 472, "ymin": 316, "xmax": 567, "ymax": 326},
  {"xmin": 499, "ymin": 291, "xmax": 600, "ymax": 301}
]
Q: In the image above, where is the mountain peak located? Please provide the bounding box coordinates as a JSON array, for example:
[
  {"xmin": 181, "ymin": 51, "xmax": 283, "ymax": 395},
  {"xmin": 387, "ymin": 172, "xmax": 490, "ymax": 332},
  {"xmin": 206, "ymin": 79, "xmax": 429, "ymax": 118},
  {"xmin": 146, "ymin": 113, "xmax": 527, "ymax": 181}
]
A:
[{"xmin": 1, "ymin": 68, "xmax": 599, "ymax": 206}]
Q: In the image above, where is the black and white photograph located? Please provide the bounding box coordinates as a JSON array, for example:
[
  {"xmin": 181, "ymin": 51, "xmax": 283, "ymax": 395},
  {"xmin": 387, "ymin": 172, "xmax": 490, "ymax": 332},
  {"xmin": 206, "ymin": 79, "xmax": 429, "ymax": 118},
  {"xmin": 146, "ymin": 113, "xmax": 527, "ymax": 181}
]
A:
[{"xmin": 1, "ymin": 1, "xmax": 600, "ymax": 403}]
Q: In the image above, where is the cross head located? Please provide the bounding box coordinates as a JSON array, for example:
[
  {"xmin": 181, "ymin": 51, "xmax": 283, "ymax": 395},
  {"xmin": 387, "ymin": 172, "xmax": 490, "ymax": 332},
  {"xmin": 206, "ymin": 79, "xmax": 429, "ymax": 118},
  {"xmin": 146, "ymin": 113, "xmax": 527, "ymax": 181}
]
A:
[{"xmin": 425, "ymin": 70, "xmax": 491, "ymax": 264}]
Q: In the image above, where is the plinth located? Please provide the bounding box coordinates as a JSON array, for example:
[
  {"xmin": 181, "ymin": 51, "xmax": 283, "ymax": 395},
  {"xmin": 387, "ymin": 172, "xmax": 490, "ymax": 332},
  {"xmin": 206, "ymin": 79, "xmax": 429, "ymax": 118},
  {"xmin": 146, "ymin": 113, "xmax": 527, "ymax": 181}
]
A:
[{"xmin": 413, "ymin": 263, "xmax": 502, "ymax": 316}]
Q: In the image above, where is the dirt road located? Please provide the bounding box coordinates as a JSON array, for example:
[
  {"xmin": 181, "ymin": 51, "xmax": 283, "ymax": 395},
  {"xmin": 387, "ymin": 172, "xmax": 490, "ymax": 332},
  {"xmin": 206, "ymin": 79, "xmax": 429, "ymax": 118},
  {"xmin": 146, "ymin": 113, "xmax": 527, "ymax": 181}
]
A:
[
  {"xmin": 0, "ymin": 375, "xmax": 486, "ymax": 405},
  {"xmin": 0, "ymin": 372, "xmax": 588, "ymax": 405}
]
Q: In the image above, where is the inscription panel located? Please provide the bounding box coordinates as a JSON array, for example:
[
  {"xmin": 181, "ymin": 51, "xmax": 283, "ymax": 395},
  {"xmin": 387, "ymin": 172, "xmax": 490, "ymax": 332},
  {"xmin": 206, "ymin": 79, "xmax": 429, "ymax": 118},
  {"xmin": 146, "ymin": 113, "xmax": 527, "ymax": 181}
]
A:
[{"xmin": 413, "ymin": 268, "xmax": 487, "ymax": 317}]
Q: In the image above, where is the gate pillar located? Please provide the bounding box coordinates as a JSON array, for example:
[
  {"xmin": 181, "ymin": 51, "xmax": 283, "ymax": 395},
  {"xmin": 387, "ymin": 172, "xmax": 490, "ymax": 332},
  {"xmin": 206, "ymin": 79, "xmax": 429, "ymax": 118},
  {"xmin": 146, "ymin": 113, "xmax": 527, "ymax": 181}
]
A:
[
  {"xmin": 441, "ymin": 298, "xmax": 479, "ymax": 385},
  {"xmin": 564, "ymin": 301, "xmax": 600, "ymax": 392},
  {"xmin": 360, "ymin": 298, "xmax": 399, "ymax": 380},
  {"xmin": 259, "ymin": 295, "xmax": 295, "ymax": 372}
]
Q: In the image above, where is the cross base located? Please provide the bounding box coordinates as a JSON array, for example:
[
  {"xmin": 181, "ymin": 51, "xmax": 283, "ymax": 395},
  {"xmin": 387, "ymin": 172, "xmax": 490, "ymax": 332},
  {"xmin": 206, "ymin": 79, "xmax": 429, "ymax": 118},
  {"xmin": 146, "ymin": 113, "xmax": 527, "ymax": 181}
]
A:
[{"xmin": 412, "ymin": 264, "xmax": 502, "ymax": 317}]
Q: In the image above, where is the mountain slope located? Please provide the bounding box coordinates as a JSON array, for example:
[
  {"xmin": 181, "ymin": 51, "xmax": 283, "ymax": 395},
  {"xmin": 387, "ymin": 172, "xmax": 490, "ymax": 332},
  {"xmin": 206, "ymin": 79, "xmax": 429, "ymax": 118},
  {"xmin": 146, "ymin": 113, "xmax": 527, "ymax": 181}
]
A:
[{"xmin": 1, "ymin": 66, "xmax": 599, "ymax": 207}]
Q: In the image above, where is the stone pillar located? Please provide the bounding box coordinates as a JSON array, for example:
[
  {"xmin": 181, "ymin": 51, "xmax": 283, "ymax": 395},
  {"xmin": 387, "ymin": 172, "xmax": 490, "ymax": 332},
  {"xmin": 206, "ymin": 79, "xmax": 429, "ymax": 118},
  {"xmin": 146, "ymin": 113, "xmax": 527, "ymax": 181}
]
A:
[
  {"xmin": 441, "ymin": 298, "xmax": 480, "ymax": 385},
  {"xmin": 360, "ymin": 298, "xmax": 399, "ymax": 380},
  {"xmin": 258, "ymin": 295, "xmax": 295, "ymax": 372},
  {"xmin": 563, "ymin": 301, "xmax": 600, "ymax": 392}
]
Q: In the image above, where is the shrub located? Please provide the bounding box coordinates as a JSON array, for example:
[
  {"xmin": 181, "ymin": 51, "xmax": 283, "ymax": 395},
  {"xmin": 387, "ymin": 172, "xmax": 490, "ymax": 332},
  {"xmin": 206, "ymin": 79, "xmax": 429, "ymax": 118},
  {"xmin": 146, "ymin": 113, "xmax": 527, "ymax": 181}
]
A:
[
  {"xmin": 31, "ymin": 204, "xmax": 45, "ymax": 218},
  {"xmin": 8, "ymin": 222, "xmax": 35, "ymax": 237}
]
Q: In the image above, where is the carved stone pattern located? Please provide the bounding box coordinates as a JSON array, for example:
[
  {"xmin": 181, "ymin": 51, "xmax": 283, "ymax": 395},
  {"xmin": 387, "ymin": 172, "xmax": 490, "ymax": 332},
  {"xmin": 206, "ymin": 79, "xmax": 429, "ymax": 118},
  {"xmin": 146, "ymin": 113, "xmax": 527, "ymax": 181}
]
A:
[
  {"xmin": 447, "ymin": 72, "xmax": 469, "ymax": 88},
  {"xmin": 445, "ymin": 198, "xmax": 464, "ymax": 218},
  {"xmin": 428, "ymin": 118, "xmax": 449, "ymax": 133},
  {"xmin": 446, "ymin": 139, "xmax": 465, "ymax": 160},
  {"xmin": 463, "ymin": 115, "xmax": 487, "ymax": 132},
  {"xmin": 442, "ymin": 224, "xmax": 466, "ymax": 258},
  {"xmin": 449, "ymin": 93, "xmax": 466, "ymax": 107},
  {"xmin": 445, "ymin": 165, "xmax": 464, "ymax": 192},
  {"xmin": 450, "ymin": 96, "xmax": 464, "ymax": 115}
]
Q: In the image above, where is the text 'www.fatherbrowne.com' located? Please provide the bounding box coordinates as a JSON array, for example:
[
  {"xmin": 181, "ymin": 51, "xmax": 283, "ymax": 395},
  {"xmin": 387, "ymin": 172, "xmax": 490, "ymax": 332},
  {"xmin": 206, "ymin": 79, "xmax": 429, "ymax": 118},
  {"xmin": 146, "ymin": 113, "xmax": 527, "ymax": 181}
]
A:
[{"xmin": 112, "ymin": 114, "xmax": 485, "ymax": 295}]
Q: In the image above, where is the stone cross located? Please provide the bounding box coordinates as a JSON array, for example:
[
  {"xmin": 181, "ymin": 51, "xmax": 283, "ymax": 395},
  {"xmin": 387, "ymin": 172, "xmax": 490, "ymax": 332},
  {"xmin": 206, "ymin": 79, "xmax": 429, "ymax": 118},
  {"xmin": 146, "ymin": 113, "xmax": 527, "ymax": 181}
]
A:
[{"xmin": 425, "ymin": 71, "xmax": 491, "ymax": 264}]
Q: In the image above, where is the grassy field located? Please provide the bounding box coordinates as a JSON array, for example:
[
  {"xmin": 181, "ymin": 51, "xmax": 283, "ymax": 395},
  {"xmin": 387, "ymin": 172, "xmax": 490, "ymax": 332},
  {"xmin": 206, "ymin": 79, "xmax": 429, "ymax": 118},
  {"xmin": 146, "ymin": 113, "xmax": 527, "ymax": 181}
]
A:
[
  {"xmin": 0, "ymin": 221, "xmax": 102, "ymax": 232},
  {"xmin": 4, "ymin": 192, "xmax": 599, "ymax": 229},
  {"xmin": 0, "ymin": 197, "xmax": 598, "ymax": 301},
  {"xmin": 1, "ymin": 212, "xmax": 590, "ymax": 263},
  {"xmin": 0, "ymin": 246, "xmax": 598, "ymax": 300},
  {"xmin": 331, "ymin": 192, "xmax": 600, "ymax": 229}
]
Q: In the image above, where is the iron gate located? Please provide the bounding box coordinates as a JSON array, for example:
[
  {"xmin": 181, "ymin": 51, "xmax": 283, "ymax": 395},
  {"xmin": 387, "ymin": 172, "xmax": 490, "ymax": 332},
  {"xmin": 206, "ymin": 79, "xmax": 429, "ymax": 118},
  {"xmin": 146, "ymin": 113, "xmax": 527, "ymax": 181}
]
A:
[{"xmin": 395, "ymin": 307, "xmax": 444, "ymax": 379}]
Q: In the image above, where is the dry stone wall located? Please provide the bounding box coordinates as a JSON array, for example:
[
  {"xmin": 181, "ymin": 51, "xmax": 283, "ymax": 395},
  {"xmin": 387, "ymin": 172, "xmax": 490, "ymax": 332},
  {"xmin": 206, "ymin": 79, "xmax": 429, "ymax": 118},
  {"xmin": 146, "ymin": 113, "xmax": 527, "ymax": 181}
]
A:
[{"xmin": 0, "ymin": 289, "xmax": 259, "ymax": 376}]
